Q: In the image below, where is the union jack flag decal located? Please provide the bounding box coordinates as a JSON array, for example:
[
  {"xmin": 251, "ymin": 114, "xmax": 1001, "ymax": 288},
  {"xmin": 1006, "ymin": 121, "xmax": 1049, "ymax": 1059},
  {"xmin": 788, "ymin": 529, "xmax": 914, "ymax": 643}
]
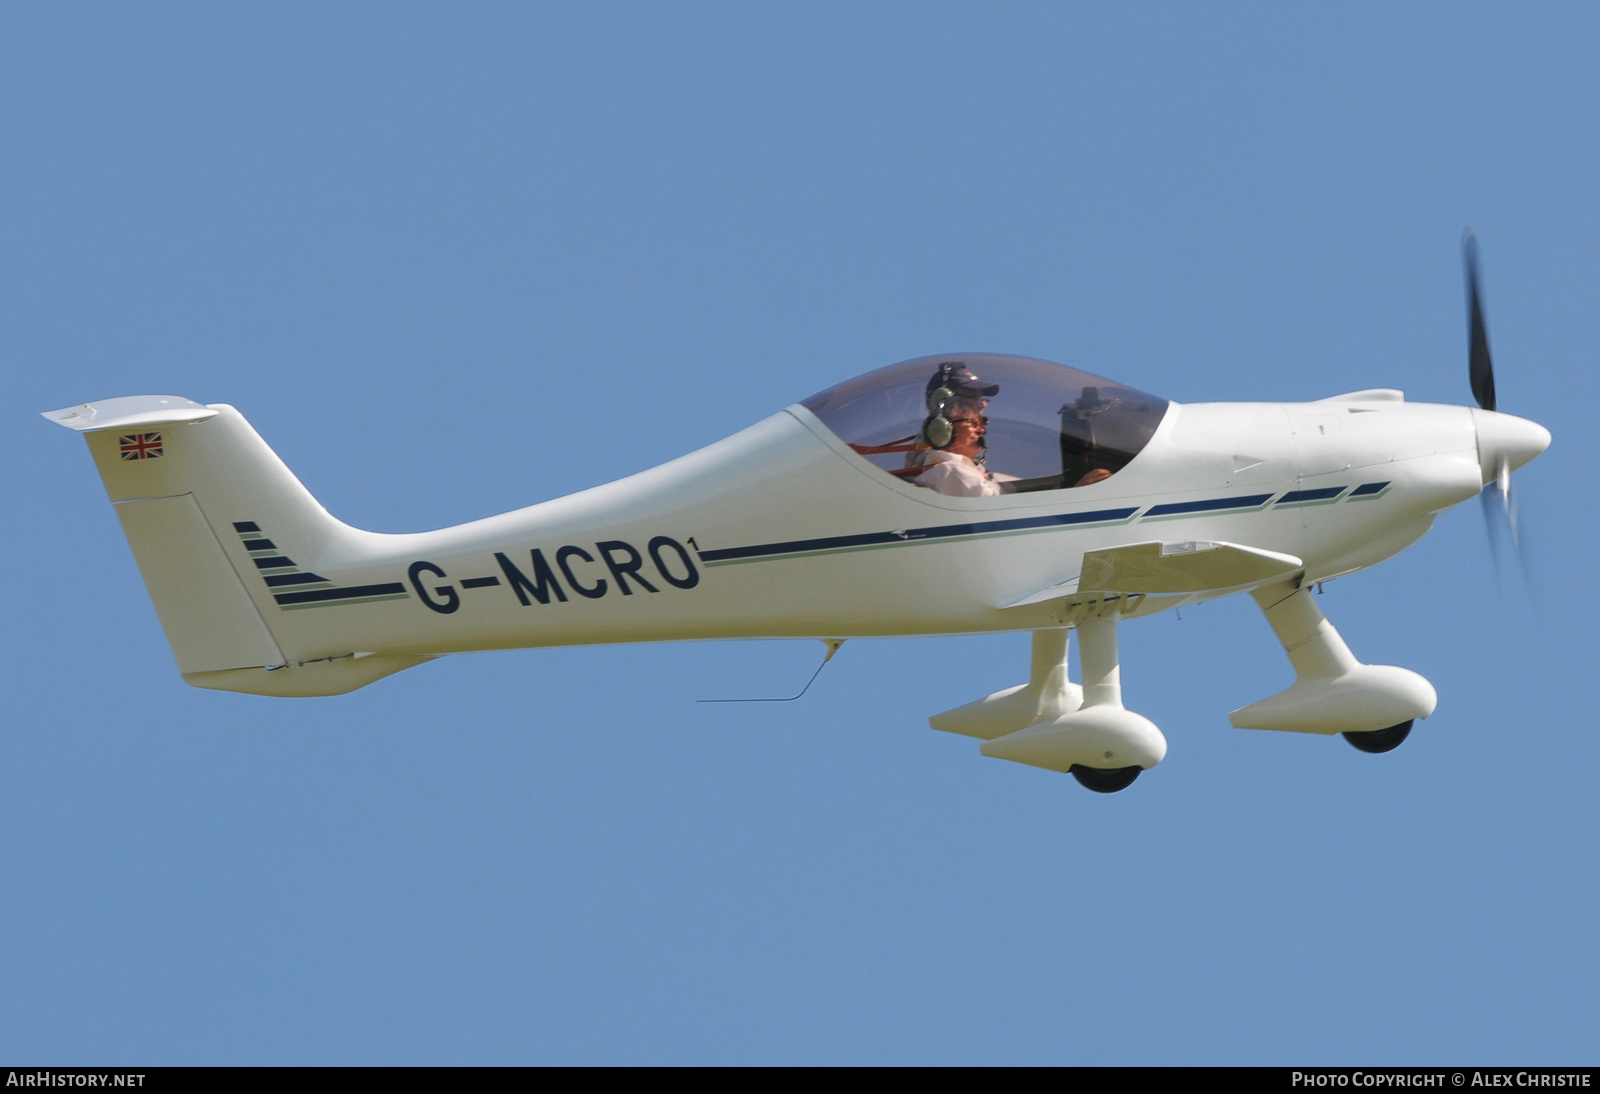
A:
[{"xmin": 119, "ymin": 433, "xmax": 163, "ymax": 461}]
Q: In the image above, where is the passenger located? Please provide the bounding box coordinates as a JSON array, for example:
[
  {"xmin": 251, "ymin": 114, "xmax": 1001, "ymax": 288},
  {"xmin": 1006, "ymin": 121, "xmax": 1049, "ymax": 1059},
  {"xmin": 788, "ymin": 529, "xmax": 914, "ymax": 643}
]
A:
[{"xmin": 910, "ymin": 362, "xmax": 1003, "ymax": 497}]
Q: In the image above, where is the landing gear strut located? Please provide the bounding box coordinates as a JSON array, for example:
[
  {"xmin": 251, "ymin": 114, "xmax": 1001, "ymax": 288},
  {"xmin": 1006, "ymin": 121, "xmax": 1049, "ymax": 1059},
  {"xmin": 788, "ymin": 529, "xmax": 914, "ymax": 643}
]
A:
[
  {"xmin": 1342, "ymin": 720, "xmax": 1413, "ymax": 754},
  {"xmin": 1230, "ymin": 583, "xmax": 1436, "ymax": 738},
  {"xmin": 935, "ymin": 623, "xmax": 1165, "ymax": 792},
  {"xmin": 976, "ymin": 616, "xmax": 1165, "ymax": 793}
]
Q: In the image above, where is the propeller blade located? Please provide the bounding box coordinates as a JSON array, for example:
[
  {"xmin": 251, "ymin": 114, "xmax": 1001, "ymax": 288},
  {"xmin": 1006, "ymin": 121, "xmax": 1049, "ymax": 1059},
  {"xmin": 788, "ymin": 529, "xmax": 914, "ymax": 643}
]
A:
[
  {"xmin": 1462, "ymin": 232, "xmax": 1538, "ymax": 597},
  {"xmin": 1464, "ymin": 229, "xmax": 1497, "ymax": 412},
  {"xmin": 1480, "ymin": 489, "xmax": 1502, "ymax": 574},
  {"xmin": 1479, "ymin": 453, "xmax": 1534, "ymax": 594},
  {"xmin": 1496, "ymin": 456, "xmax": 1517, "ymax": 545}
]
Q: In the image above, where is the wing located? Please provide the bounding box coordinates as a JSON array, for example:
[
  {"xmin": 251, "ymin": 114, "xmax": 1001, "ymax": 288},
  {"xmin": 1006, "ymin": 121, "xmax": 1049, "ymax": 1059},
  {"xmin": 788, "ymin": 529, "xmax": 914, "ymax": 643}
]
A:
[{"xmin": 1001, "ymin": 539, "xmax": 1302, "ymax": 608}]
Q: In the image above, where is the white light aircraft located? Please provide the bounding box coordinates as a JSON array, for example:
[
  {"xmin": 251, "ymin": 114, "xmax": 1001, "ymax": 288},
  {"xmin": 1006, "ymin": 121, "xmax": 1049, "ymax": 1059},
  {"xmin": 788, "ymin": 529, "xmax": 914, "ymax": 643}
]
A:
[{"xmin": 46, "ymin": 237, "xmax": 1549, "ymax": 792}]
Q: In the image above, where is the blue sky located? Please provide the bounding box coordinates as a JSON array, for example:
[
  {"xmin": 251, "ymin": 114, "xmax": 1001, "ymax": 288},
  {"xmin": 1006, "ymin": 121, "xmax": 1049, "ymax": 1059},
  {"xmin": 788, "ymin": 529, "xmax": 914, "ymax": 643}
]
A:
[{"xmin": 3, "ymin": 3, "xmax": 1597, "ymax": 1064}]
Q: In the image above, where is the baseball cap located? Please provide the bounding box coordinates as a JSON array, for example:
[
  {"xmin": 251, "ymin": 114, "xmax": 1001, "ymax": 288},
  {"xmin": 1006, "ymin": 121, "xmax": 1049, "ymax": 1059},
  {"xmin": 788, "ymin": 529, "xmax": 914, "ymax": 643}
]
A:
[{"xmin": 926, "ymin": 361, "xmax": 1000, "ymax": 402}]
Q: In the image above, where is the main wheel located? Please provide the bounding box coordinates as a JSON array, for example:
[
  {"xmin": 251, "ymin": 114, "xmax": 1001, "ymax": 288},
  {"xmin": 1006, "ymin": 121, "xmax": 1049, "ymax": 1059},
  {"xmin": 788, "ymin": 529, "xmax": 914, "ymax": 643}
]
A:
[
  {"xmin": 1342, "ymin": 720, "xmax": 1414, "ymax": 754},
  {"xmin": 1069, "ymin": 764, "xmax": 1142, "ymax": 793}
]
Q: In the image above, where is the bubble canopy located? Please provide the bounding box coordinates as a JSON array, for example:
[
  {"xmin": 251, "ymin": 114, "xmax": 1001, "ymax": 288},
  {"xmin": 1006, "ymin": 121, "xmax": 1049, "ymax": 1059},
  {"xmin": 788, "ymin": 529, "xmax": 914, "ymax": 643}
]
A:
[{"xmin": 801, "ymin": 354, "xmax": 1170, "ymax": 495}]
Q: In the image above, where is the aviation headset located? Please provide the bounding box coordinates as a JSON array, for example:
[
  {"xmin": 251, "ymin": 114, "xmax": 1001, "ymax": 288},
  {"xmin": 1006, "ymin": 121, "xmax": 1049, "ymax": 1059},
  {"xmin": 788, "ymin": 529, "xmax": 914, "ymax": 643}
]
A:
[{"xmin": 921, "ymin": 362, "xmax": 995, "ymax": 456}]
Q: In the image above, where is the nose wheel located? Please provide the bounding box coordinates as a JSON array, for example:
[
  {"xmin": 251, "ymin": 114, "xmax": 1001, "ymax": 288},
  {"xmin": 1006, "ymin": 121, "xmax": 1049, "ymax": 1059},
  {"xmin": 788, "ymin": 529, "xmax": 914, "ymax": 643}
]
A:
[{"xmin": 1342, "ymin": 720, "xmax": 1414, "ymax": 754}]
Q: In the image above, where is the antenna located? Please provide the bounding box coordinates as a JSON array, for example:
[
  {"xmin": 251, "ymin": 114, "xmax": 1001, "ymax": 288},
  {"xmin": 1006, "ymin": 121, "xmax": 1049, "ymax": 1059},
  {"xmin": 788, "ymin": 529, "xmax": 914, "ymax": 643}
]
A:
[{"xmin": 697, "ymin": 640, "xmax": 845, "ymax": 703}]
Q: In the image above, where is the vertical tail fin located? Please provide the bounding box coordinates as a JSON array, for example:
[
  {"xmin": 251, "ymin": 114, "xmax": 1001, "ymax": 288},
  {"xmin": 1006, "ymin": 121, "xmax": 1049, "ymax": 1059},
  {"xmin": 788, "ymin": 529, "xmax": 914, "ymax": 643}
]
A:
[{"xmin": 46, "ymin": 396, "xmax": 428, "ymax": 696}]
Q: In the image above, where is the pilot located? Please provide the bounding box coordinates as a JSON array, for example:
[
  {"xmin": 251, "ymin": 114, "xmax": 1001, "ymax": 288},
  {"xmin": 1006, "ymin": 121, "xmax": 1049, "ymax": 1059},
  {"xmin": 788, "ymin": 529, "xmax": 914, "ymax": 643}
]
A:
[{"xmin": 909, "ymin": 362, "xmax": 1003, "ymax": 497}]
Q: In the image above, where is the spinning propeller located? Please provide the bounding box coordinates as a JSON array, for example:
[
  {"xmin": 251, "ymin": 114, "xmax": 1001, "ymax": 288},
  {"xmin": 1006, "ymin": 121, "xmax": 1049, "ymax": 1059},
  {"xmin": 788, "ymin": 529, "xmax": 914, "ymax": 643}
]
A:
[{"xmin": 1463, "ymin": 230, "xmax": 1550, "ymax": 582}]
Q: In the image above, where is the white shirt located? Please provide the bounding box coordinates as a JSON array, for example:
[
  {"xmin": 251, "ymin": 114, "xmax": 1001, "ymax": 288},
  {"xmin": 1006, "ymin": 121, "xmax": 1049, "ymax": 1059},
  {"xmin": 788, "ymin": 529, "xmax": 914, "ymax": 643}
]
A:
[{"xmin": 913, "ymin": 451, "xmax": 1001, "ymax": 497}]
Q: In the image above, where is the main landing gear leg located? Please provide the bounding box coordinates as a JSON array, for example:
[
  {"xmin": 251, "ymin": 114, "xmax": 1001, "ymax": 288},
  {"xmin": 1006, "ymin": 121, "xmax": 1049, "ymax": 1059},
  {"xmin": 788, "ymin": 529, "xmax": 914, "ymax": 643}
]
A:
[
  {"xmin": 1065, "ymin": 617, "xmax": 1148, "ymax": 792},
  {"xmin": 1229, "ymin": 581, "xmax": 1436, "ymax": 750},
  {"xmin": 927, "ymin": 628, "xmax": 1081, "ymax": 741},
  {"xmin": 978, "ymin": 615, "xmax": 1167, "ymax": 792}
]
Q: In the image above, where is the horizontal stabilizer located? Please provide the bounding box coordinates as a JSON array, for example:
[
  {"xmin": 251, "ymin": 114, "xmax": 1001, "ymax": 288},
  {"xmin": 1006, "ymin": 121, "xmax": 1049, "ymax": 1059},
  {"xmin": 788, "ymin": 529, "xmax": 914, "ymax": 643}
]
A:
[
  {"xmin": 186, "ymin": 654, "xmax": 434, "ymax": 698},
  {"xmin": 1002, "ymin": 540, "xmax": 1302, "ymax": 608},
  {"xmin": 43, "ymin": 395, "xmax": 217, "ymax": 432}
]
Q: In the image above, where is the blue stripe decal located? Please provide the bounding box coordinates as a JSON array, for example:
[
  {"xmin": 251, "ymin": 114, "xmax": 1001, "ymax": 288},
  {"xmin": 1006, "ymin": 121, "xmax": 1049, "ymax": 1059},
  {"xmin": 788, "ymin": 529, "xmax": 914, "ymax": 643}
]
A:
[
  {"xmin": 234, "ymin": 520, "xmax": 411, "ymax": 609},
  {"xmin": 698, "ymin": 507, "xmax": 1140, "ymax": 563},
  {"xmin": 1144, "ymin": 494, "xmax": 1273, "ymax": 517},
  {"xmin": 1350, "ymin": 481, "xmax": 1390, "ymax": 496},
  {"xmin": 273, "ymin": 583, "xmax": 407, "ymax": 606},
  {"xmin": 1277, "ymin": 487, "xmax": 1345, "ymax": 504},
  {"xmin": 264, "ymin": 572, "xmax": 330, "ymax": 588}
]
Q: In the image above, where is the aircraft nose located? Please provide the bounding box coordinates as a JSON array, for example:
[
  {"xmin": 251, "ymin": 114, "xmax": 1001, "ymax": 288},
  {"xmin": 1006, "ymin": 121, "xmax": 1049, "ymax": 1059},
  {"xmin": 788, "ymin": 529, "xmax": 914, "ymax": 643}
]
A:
[{"xmin": 1472, "ymin": 408, "xmax": 1551, "ymax": 484}]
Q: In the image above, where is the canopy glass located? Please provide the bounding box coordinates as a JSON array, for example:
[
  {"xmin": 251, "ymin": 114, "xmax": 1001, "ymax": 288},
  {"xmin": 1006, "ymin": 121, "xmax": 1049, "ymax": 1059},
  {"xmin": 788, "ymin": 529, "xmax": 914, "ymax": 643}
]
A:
[{"xmin": 802, "ymin": 354, "xmax": 1169, "ymax": 496}]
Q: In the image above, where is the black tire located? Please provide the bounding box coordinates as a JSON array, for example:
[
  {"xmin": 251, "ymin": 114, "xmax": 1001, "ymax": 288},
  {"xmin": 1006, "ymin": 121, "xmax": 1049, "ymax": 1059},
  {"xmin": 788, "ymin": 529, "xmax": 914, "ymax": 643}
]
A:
[
  {"xmin": 1069, "ymin": 764, "xmax": 1142, "ymax": 793},
  {"xmin": 1342, "ymin": 720, "xmax": 1414, "ymax": 754}
]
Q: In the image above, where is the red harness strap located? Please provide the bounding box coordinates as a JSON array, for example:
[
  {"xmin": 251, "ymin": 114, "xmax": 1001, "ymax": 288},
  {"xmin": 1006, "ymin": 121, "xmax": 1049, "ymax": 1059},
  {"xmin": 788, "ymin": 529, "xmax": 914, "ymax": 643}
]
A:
[{"xmin": 848, "ymin": 435, "xmax": 920, "ymax": 456}]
